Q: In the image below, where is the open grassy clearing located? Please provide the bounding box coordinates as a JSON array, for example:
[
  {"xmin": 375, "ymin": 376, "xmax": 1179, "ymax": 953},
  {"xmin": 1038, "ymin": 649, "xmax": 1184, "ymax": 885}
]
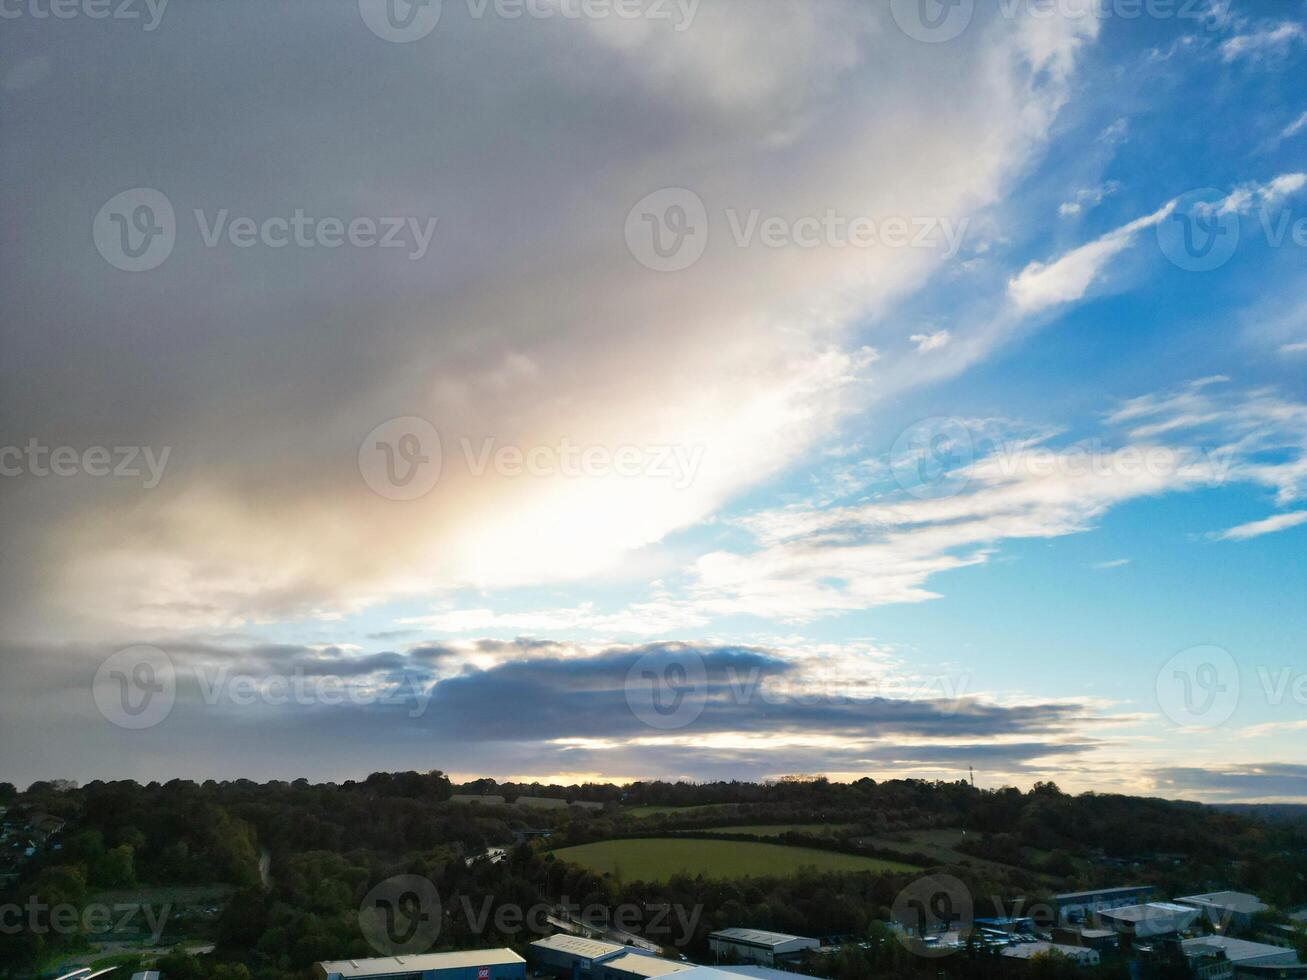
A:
[
  {"xmin": 550, "ymin": 837, "xmax": 919, "ymax": 882},
  {"xmin": 860, "ymin": 828, "xmax": 1058, "ymax": 878},
  {"xmin": 624, "ymin": 804, "xmax": 735, "ymax": 818},
  {"xmin": 693, "ymin": 824, "xmax": 858, "ymax": 837}
]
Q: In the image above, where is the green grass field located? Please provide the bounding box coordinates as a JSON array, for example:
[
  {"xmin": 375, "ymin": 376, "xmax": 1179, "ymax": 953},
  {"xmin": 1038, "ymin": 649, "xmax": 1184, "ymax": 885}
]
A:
[
  {"xmin": 550, "ymin": 837, "xmax": 919, "ymax": 882},
  {"xmin": 624, "ymin": 804, "xmax": 733, "ymax": 818},
  {"xmin": 697, "ymin": 824, "xmax": 857, "ymax": 837}
]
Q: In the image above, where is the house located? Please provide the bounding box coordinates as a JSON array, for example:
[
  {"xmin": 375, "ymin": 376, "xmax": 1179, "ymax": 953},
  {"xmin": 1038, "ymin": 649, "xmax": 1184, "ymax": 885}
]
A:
[
  {"xmin": 1177, "ymin": 892, "xmax": 1271, "ymax": 931},
  {"xmin": 707, "ymin": 929, "xmax": 819, "ymax": 967},
  {"xmin": 316, "ymin": 951, "xmax": 526, "ymax": 980},
  {"xmin": 27, "ymin": 812, "xmax": 66, "ymax": 841}
]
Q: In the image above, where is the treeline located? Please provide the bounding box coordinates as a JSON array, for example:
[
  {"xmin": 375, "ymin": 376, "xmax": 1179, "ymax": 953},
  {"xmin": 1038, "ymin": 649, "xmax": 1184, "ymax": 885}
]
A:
[{"xmin": 2, "ymin": 773, "xmax": 1305, "ymax": 980}]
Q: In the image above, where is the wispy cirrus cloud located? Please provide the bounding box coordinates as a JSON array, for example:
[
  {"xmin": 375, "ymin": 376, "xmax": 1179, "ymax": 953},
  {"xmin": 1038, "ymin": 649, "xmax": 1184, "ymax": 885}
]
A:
[
  {"xmin": 1220, "ymin": 21, "xmax": 1305, "ymax": 63},
  {"xmin": 1009, "ymin": 173, "xmax": 1307, "ymax": 315},
  {"xmin": 1214, "ymin": 511, "xmax": 1307, "ymax": 541}
]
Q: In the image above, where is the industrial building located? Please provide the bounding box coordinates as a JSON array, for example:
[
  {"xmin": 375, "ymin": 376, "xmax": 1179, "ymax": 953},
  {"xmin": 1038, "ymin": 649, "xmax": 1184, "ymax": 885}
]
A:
[
  {"xmin": 596, "ymin": 953, "xmax": 695, "ymax": 980},
  {"xmin": 1097, "ymin": 902, "xmax": 1202, "ymax": 939},
  {"xmin": 1183, "ymin": 937, "xmax": 1307, "ymax": 979},
  {"xmin": 707, "ymin": 928, "xmax": 819, "ymax": 967},
  {"xmin": 1001, "ymin": 942, "xmax": 1101, "ymax": 966},
  {"xmin": 1054, "ymin": 886, "xmax": 1155, "ymax": 924},
  {"xmin": 1051, "ymin": 926, "xmax": 1120, "ymax": 952},
  {"xmin": 1177, "ymin": 892, "xmax": 1271, "ymax": 931},
  {"xmin": 529, "ymin": 934, "xmax": 644, "ymax": 978},
  {"xmin": 315, "ymin": 951, "xmax": 526, "ymax": 980}
]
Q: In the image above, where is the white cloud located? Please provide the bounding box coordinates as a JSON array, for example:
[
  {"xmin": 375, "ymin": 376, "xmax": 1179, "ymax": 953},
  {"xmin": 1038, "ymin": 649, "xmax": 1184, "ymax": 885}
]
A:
[
  {"xmin": 1008, "ymin": 201, "xmax": 1174, "ymax": 314},
  {"xmin": 1092, "ymin": 558, "xmax": 1131, "ymax": 569},
  {"xmin": 910, "ymin": 330, "xmax": 951, "ymax": 353},
  {"xmin": 1284, "ymin": 109, "xmax": 1307, "ymax": 140},
  {"xmin": 1215, "ymin": 511, "xmax": 1307, "ymax": 541},
  {"xmin": 1220, "ymin": 22, "xmax": 1305, "ymax": 63},
  {"xmin": 1058, "ymin": 181, "xmax": 1121, "ymax": 218},
  {"xmin": 1011, "ymin": 174, "xmax": 1307, "ymax": 315},
  {"xmin": 641, "ymin": 381, "xmax": 1307, "ymax": 623},
  {"xmin": 14, "ymin": 6, "xmax": 1105, "ymax": 640},
  {"xmin": 1098, "ymin": 117, "xmax": 1129, "ymax": 143}
]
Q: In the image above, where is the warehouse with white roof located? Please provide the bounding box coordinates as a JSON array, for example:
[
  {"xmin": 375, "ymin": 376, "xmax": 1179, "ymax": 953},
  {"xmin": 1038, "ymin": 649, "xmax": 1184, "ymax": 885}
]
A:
[{"xmin": 316, "ymin": 950, "xmax": 525, "ymax": 980}]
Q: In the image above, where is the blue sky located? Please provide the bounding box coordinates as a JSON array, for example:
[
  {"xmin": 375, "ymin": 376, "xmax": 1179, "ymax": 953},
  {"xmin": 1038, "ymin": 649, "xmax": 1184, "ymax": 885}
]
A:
[{"xmin": 0, "ymin": 0, "xmax": 1304, "ymax": 799}]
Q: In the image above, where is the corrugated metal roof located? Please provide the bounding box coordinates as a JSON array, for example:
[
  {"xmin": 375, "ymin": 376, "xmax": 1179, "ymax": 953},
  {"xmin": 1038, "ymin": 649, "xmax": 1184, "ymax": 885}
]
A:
[
  {"xmin": 1055, "ymin": 886, "xmax": 1152, "ymax": 902},
  {"xmin": 530, "ymin": 934, "xmax": 625, "ymax": 959},
  {"xmin": 709, "ymin": 928, "xmax": 809, "ymax": 947},
  {"xmin": 602, "ymin": 953, "xmax": 695, "ymax": 977},
  {"xmin": 318, "ymin": 950, "xmax": 524, "ymax": 976}
]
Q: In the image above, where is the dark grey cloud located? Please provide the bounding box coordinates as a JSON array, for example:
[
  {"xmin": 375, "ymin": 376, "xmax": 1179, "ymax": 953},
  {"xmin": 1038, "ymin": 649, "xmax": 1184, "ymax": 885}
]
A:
[
  {"xmin": 1152, "ymin": 765, "xmax": 1307, "ymax": 802},
  {"xmin": 0, "ymin": 637, "xmax": 1099, "ymax": 788}
]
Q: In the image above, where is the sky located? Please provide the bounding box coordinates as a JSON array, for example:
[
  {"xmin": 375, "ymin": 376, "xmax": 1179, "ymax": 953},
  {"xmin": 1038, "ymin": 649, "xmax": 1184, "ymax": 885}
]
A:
[{"xmin": 0, "ymin": 0, "xmax": 1304, "ymax": 803}]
